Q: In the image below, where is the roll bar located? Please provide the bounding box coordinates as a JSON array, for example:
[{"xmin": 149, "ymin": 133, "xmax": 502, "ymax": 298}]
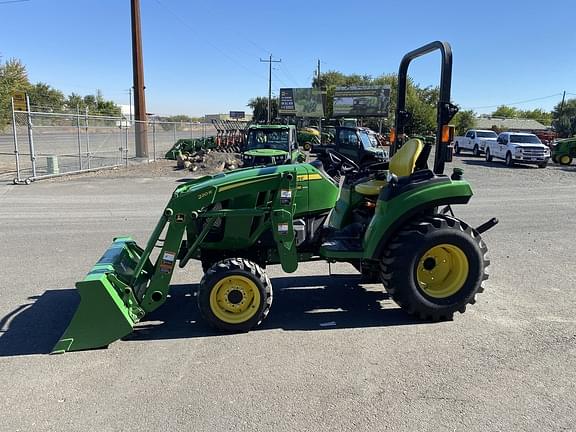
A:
[{"xmin": 391, "ymin": 41, "xmax": 459, "ymax": 175}]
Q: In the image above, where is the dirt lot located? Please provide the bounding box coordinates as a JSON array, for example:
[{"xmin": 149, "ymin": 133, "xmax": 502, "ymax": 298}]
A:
[{"xmin": 0, "ymin": 155, "xmax": 575, "ymax": 432}]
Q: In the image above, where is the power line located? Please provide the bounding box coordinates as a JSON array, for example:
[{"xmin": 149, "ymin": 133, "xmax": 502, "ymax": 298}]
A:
[
  {"xmin": 152, "ymin": 0, "xmax": 267, "ymax": 81},
  {"xmin": 0, "ymin": 0, "xmax": 30, "ymax": 4},
  {"xmin": 465, "ymin": 93, "xmax": 563, "ymax": 110}
]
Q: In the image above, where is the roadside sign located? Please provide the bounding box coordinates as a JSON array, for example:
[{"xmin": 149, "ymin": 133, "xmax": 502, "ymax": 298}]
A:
[
  {"xmin": 333, "ymin": 86, "xmax": 390, "ymax": 117},
  {"xmin": 12, "ymin": 91, "xmax": 28, "ymax": 111},
  {"xmin": 278, "ymin": 88, "xmax": 324, "ymax": 118},
  {"xmin": 229, "ymin": 111, "xmax": 245, "ymax": 119}
]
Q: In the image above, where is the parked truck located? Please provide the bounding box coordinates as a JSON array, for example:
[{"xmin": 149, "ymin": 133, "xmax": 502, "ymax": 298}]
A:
[
  {"xmin": 485, "ymin": 132, "xmax": 550, "ymax": 168},
  {"xmin": 453, "ymin": 129, "xmax": 498, "ymax": 156}
]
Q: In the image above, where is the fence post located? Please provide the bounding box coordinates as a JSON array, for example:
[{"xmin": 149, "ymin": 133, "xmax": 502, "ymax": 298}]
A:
[
  {"xmin": 153, "ymin": 120, "xmax": 157, "ymax": 161},
  {"xmin": 76, "ymin": 105, "xmax": 83, "ymax": 170},
  {"xmin": 125, "ymin": 120, "xmax": 129, "ymax": 167},
  {"xmin": 84, "ymin": 107, "xmax": 91, "ymax": 169},
  {"xmin": 10, "ymin": 97, "xmax": 22, "ymax": 182},
  {"xmin": 25, "ymin": 94, "xmax": 37, "ymax": 178}
]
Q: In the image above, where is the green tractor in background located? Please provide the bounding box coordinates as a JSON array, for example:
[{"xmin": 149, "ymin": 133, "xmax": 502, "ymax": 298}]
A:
[
  {"xmin": 54, "ymin": 41, "xmax": 498, "ymax": 353},
  {"xmin": 297, "ymin": 127, "xmax": 321, "ymax": 151},
  {"xmin": 551, "ymin": 137, "xmax": 576, "ymax": 165},
  {"xmin": 241, "ymin": 124, "xmax": 306, "ymax": 167}
]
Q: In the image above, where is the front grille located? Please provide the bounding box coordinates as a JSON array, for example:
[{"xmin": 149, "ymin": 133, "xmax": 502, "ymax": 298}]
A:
[{"xmin": 521, "ymin": 147, "xmax": 546, "ymax": 158}]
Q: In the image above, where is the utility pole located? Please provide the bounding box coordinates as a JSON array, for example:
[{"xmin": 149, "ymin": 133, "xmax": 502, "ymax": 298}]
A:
[
  {"xmin": 317, "ymin": 59, "xmax": 322, "ymax": 135},
  {"xmin": 131, "ymin": 0, "xmax": 148, "ymax": 158},
  {"xmin": 260, "ymin": 54, "xmax": 281, "ymax": 123},
  {"xmin": 560, "ymin": 90, "xmax": 566, "ymax": 114}
]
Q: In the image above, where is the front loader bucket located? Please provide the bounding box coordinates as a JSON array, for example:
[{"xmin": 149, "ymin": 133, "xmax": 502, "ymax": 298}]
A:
[{"xmin": 52, "ymin": 237, "xmax": 149, "ymax": 354}]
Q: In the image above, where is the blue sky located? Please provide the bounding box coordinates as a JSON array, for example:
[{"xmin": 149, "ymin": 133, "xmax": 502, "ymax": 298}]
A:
[{"xmin": 1, "ymin": 0, "xmax": 575, "ymax": 117}]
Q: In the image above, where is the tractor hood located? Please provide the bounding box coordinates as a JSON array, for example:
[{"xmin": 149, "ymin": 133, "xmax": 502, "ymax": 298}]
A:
[{"xmin": 244, "ymin": 148, "xmax": 289, "ymax": 157}]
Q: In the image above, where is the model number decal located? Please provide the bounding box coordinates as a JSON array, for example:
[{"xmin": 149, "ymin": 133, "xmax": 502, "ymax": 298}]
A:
[{"xmin": 197, "ymin": 189, "xmax": 212, "ymax": 200}]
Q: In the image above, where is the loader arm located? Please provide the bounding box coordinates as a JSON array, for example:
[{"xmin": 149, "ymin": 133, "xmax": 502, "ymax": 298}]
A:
[{"xmin": 53, "ymin": 168, "xmax": 299, "ymax": 353}]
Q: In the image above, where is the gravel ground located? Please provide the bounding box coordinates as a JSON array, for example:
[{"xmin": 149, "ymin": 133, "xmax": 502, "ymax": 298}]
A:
[{"xmin": 0, "ymin": 155, "xmax": 575, "ymax": 432}]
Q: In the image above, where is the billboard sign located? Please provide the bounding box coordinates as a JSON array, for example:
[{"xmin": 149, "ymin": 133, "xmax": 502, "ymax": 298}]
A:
[
  {"xmin": 333, "ymin": 86, "xmax": 391, "ymax": 117},
  {"xmin": 229, "ymin": 111, "xmax": 245, "ymax": 119},
  {"xmin": 278, "ymin": 88, "xmax": 324, "ymax": 118}
]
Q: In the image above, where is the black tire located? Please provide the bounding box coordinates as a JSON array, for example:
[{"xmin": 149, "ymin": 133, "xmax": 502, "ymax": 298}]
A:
[
  {"xmin": 473, "ymin": 145, "xmax": 480, "ymax": 157},
  {"xmin": 505, "ymin": 152, "xmax": 514, "ymax": 167},
  {"xmin": 559, "ymin": 155, "xmax": 573, "ymax": 166},
  {"xmin": 197, "ymin": 258, "xmax": 272, "ymax": 332},
  {"xmin": 537, "ymin": 162, "xmax": 547, "ymax": 168},
  {"xmin": 454, "ymin": 143, "xmax": 460, "ymax": 155},
  {"xmin": 380, "ymin": 215, "xmax": 489, "ymax": 321},
  {"xmin": 485, "ymin": 148, "xmax": 493, "ymax": 162},
  {"xmin": 552, "ymin": 155, "xmax": 558, "ymax": 164},
  {"xmin": 303, "ymin": 142, "xmax": 312, "ymax": 151}
]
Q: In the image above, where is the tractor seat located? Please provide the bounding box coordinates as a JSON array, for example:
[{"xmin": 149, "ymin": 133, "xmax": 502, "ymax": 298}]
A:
[{"xmin": 354, "ymin": 138, "xmax": 424, "ymax": 196}]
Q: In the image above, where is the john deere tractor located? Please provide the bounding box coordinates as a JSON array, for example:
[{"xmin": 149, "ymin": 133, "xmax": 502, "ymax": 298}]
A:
[
  {"xmin": 242, "ymin": 124, "xmax": 306, "ymax": 167},
  {"xmin": 54, "ymin": 41, "xmax": 497, "ymax": 353},
  {"xmin": 551, "ymin": 137, "xmax": 576, "ymax": 165}
]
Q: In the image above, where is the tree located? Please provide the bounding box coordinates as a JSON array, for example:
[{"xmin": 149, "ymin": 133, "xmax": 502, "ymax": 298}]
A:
[
  {"xmin": 27, "ymin": 82, "xmax": 65, "ymax": 112},
  {"xmin": 552, "ymin": 98, "xmax": 576, "ymax": 137},
  {"xmin": 452, "ymin": 109, "xmax": 476, "ymax": 135},
  {"xmin": 0, "ymin": 58, "xmax": 30, "ymax": 128},
  {"xmin": 491, "ymin": 105, "xmax": 519, "ymax": 118},
  {"xmin": 248, "ymin": 97, "xmax": 278, "ymax": 123}
]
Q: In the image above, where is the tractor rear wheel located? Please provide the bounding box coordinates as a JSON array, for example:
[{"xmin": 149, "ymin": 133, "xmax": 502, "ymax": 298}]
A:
[
  {"xmin": 198, "ymin": 258, "xmax": 272, "ymax": 332},
  {"xmin": 380, "ymin": 215, "xmax": 489, "ymax": 321}
]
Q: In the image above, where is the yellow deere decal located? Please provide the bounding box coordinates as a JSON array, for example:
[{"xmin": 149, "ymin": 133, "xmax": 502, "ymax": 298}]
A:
[{"xmin": 297, "ymin": 173, "xmax": 323, "ymax": 182}]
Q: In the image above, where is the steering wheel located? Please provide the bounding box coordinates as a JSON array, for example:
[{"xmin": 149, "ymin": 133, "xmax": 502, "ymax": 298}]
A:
[{"xmin": 326, "ymin": 149, "xmax": 359, "ymax": 175}]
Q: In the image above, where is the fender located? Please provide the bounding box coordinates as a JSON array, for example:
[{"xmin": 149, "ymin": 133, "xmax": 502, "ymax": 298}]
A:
[{"xmin": 363, "ymin": 178, "xmax": 473, "ymax": 259}]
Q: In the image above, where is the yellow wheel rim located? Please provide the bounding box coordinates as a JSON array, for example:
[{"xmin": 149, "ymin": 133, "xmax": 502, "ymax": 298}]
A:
[
  {"xmin": 209, "ymin": 275, "xmax": 261, "ymax": 324},
  {"xmin": 560, "ymin": 155, "xmax": 571, "ymax": 165},
  {"xmin": 417, "ymin": 244, "xmax": 469, "ymax": 298}
]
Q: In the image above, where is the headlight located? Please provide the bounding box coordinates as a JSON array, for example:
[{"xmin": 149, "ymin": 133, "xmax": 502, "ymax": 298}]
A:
[{"xmin": 514, "ymin": 148, "xmax": 523, "ymax": 155}]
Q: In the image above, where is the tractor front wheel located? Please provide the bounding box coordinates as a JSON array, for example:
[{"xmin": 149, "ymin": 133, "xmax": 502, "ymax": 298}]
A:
[
  {"xmin": 380, "ymin": 215, "xmax": 489, "ymax": 321},
  {"xmin": 302, "ymin": 142, "xmax": 312, "ymax": 151},
  {"xmin": 198, "ymin": 258, "xmax": 272, "ymax": 332},
  {"xmin": 559, "ymin": 155, "xmax": 573, "ymax": 166}
]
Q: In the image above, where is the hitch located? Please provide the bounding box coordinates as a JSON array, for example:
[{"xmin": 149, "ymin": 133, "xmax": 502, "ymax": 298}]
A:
[{"xmin": 475, "ymin": 217, "xmax": 499, "ymax": 234}]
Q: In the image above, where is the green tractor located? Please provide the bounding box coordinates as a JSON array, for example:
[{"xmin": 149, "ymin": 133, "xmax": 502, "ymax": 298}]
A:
[
  {"xmin": 242, "ymin": 124, "xmax": 306, "ymax": 167},
  {"xmin": 297, "ymin": 127, "xmax": 321, "ymax": 151},
  {"xmin": 551, "ymin": 137, "xmax": 576, "ymax": 165},
  {"xmin": 54, "ymin": 41, "xmax": 498, "ymax": 353}
]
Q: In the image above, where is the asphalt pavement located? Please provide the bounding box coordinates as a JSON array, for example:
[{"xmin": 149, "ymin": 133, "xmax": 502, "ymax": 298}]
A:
[{"xmin": 0, "ymin": 156, "xmax": 575, "ymax": 431}]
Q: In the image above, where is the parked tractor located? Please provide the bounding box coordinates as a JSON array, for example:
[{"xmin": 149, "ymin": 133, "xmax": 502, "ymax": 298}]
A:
[
  {"xmin": 54, "ymin": 41, "xmax": 497, "ymax": 353},
  {"xmin": 297, "ymin": 127, "xmax": 321, "ymax": 151},
  {"xmin": 313, "ymin": 126, "xmax": 388, "ymax": 166},
  {"xmin": 241, "ymin": 124, "xmax": 306, "ymax": 167},
  {"xmin": 551, "ymin": 137, "xmax": 576, "ymax": 165}
]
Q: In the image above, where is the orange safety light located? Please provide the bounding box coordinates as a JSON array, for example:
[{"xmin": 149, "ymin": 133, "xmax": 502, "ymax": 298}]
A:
[
  {"xmin": 441, "ymin": 125, "xmax": 455, "ymax": 143},
  {"xmin": 389, "ymin": 128, "xmax": 396, "ymax": 144}
]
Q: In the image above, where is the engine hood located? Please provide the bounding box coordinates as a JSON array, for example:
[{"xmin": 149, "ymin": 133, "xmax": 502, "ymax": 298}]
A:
[{"xmin": 244, "ymin": 148, "xmax": 288, "ymax": 157}]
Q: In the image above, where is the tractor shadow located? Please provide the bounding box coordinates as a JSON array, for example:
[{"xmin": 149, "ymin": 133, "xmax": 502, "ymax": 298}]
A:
[
  {"xmin": 459, "ymin": 158, "xmax": 535, "ymax": 169},
  {"xmin": 126, "ymin": 275, "xmax": 424, "ymax": 343},
  {"xmin": 0, "ymin": 276, "xmax": 424, "ymax": 356},
  {"xmin": 0, "ymin": 289, "xmax": 79, "ymax": 357}
]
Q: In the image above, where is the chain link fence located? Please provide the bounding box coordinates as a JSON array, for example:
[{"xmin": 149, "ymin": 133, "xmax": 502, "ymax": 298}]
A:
[{"xmin": 0, "ymin": 111, "xmax": 216, "ymax": 183}]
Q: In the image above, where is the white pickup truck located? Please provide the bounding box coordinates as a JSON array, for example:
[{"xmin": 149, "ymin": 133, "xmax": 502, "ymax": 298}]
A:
[
  {"xmin": 453, "ymin": 129, "xmax": 498, "ymax": 156},
  {"xmin": 485, "ymin": 132, "xmax": 550, "ymax": 168}
]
